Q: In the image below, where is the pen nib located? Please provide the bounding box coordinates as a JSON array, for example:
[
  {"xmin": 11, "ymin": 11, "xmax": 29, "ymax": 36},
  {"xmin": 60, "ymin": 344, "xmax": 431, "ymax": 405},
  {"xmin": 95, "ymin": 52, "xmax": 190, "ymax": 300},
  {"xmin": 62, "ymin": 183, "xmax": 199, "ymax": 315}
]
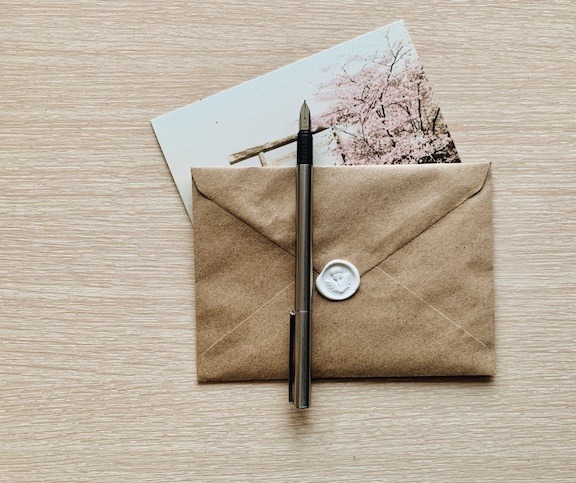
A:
[{"xmin": 299, "ymin": 101, "xmax": 311, "ymax": 131}]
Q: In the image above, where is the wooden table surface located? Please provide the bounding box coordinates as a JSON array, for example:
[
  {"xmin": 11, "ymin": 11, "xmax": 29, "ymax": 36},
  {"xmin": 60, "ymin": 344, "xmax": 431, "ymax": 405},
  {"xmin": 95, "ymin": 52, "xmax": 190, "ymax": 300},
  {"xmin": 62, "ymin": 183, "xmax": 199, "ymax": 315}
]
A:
[{"xmin": 1, "ymin": 1, "xmax": 575, "ymax": 481}]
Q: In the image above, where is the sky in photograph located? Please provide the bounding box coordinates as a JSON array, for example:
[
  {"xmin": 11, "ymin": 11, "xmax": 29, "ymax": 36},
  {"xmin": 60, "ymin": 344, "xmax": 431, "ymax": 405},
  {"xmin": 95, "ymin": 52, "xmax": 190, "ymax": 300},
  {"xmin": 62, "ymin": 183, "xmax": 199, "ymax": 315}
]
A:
[{"xmin": 151, "ymin": 20, "xmax": 413, "ymax": 218}]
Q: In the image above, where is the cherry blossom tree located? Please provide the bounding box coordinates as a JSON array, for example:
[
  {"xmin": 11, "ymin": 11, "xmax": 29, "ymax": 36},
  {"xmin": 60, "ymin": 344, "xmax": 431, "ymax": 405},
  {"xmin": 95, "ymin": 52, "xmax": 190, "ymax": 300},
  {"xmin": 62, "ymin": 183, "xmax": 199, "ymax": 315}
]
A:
[{"xmin": 314, "ymin": 36, "xmax": 459, "ymax": 165}]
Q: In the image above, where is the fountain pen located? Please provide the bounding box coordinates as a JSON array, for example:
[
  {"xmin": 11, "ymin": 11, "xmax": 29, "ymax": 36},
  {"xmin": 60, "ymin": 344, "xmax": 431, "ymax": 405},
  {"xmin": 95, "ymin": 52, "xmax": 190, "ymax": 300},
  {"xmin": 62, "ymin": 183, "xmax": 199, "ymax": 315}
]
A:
[{"xmin": 289, "ymin": 101, "xmax": 313, "ymax": 409}]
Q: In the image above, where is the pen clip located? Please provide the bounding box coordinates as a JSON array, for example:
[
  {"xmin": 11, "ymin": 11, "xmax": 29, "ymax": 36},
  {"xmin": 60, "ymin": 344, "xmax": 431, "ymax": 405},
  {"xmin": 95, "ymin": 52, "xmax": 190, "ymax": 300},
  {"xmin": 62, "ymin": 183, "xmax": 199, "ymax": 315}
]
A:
[{"xmin": 289, "ymin": 310, "xmax": 295, "ymax": 404}]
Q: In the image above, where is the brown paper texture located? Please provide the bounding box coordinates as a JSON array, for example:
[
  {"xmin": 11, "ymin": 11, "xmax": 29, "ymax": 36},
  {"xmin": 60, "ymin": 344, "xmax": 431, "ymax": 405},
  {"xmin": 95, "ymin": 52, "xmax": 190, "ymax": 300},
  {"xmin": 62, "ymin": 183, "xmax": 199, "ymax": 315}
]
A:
[{"xmin": 192, "ymin": 163, "xmax": 495, "ymax": 382}]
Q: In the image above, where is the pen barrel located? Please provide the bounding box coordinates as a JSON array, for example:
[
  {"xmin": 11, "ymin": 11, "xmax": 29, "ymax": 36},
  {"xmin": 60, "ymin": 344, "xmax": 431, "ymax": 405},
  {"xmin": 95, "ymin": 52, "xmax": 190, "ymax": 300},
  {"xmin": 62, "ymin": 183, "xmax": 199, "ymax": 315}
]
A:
[
  {"xmin": 294, "ymin": 162, "xmax": 312, "ymax": 409},
  {"xmin": 295, "ymin": 163, "xmax": 313, "ymax": 313}
]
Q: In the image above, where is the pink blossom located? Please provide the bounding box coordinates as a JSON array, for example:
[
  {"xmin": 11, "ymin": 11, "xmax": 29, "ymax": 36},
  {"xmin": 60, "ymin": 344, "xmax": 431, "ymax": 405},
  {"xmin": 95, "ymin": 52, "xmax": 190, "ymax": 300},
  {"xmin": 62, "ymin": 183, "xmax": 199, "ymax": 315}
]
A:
[{"xmin": 314, "ymin": 37, "xmax": 459, "ymax": 165}]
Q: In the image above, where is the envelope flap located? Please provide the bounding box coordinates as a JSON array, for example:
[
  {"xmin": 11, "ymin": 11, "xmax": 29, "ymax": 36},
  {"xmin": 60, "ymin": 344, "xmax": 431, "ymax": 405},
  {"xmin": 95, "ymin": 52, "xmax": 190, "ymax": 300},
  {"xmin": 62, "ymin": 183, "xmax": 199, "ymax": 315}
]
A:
[
  {"xmin": 192, "ymin": 166, "xmax": 296, "ymax": 255},
  {"xmin": 192, "ymin": 163, "xmax": 490, "ymax": 274}
]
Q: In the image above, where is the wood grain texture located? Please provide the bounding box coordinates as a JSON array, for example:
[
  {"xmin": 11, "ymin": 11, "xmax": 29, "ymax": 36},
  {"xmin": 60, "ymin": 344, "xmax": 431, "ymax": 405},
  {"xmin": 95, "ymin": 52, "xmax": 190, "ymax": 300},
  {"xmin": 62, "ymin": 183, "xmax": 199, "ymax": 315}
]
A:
[{"xmin": 0, "ymin": 1, "xmax": 574, "ymax": 480}]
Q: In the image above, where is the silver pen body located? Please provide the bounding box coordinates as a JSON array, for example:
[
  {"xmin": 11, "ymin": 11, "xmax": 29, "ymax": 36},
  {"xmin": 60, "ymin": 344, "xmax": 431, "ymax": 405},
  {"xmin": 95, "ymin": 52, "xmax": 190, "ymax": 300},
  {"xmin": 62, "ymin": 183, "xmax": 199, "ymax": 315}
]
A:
[{"xmin": 293, "ymin": 162, "xmax": 313, "ymax": 409}]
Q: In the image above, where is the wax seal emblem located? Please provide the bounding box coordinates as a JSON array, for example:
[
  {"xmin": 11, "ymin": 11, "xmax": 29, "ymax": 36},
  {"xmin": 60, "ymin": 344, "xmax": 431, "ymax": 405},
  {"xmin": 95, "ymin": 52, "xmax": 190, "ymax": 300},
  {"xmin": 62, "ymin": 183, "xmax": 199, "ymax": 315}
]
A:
[{"xmin": 315, "ymin": 259, "xmax": 360, "ymax": 301}]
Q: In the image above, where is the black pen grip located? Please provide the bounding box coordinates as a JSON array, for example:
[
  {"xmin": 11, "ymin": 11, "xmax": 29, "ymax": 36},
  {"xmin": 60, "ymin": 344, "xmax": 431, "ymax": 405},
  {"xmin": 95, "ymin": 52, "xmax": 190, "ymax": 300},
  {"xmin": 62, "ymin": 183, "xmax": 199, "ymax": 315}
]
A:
[{"xmin": 297, "ymin": 131, "xmax": 313, "ymax": 165}]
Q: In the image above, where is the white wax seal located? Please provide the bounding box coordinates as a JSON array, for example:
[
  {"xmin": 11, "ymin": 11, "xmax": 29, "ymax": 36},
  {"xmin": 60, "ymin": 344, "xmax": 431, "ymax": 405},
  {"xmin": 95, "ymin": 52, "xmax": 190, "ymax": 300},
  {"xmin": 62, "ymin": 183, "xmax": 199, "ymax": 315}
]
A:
[{"xmin": 315, "ymin": 259, "xmax": 360, "ymax": 301}]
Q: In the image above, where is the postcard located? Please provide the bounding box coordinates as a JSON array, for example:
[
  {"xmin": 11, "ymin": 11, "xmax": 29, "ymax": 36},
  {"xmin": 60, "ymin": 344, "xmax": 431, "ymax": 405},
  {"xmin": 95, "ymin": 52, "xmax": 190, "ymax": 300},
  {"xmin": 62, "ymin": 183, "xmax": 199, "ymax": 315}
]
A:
[{"xmin": 151, "ymin": 20, "xmax": 460, "ymax": 219}]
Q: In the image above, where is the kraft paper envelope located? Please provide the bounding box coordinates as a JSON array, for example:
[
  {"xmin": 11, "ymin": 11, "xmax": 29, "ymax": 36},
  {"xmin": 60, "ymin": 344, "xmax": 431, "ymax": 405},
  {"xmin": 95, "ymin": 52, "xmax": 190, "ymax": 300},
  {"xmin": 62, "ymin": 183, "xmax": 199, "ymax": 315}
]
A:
[{"xmin": 192, "ymin": 163, "xmax": 495, "ymax": 382}]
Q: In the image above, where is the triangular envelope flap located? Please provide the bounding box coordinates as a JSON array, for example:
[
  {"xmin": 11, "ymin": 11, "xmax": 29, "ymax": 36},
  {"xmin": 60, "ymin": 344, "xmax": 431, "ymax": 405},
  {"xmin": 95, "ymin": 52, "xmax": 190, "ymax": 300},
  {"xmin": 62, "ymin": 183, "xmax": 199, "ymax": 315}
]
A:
[
  {"xmin": 313, "ymin": 163, "xmax": 490, "ymax": 274},
  {"xmin": 192, "ymin": 163, "xmax": 490, "ymax": 274},
  {"xmin": 192, "ymin": 167, "xmax": 296, "ymax": 254}
]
